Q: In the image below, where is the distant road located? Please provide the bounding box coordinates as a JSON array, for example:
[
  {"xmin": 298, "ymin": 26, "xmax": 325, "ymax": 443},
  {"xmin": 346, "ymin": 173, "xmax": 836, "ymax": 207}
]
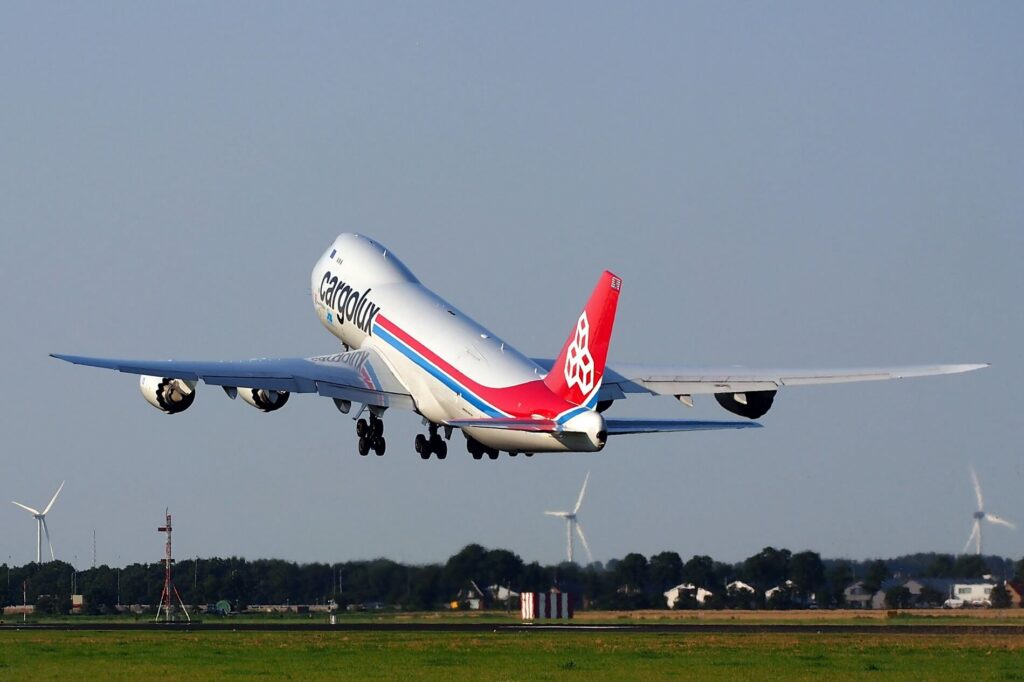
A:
[{"xmin": 3, "ymin": 622, "xmax": 1024, "ymax": 635}]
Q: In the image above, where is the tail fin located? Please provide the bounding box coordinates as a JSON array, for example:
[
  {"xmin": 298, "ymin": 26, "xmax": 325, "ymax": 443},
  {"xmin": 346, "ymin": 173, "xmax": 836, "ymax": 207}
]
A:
[{"xmin": 543, "ymin": 271, "xmax": 622, "ymax": 407}]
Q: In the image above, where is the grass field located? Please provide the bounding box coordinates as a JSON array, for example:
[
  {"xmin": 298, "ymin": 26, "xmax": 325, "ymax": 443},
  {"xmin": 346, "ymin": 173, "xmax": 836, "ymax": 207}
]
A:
[{"xmin": 4, "ymin": 625, "xmax": 1024, "ymax": 680}]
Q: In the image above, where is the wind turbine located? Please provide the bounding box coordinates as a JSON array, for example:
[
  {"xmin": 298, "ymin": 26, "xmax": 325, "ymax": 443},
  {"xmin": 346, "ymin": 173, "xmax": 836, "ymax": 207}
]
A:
[
  {"xmin": 11, "ymin": 481, "xmax": 65, "ymax": 563},
  {"xmin": 964, "ymin": 466, "xmax": 1015, "ymax": 556},
  {"xmin": 544, "ymin": 471, "xmax": 594, "ymax": 564}
]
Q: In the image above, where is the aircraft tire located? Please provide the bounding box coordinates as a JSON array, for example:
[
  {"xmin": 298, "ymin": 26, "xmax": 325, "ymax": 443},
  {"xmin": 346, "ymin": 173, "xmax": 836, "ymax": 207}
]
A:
[
  {"xmin": 357, "ymin": 437, "xmax": 370, "ymax": 456},
  {"xmin": 471, "ymin": 450, "xmax": 483, "ymax": 460},
  {"xmin": 372, "ymin": 418, "xmax": 384, "ymax": 437},
  {"xmin": 487, "ymin": 449, "xmax": 499, "ymax": 460},
  {"xmin": 356, "ymin": 419, "xmax": 368, "ymax": 438},
  {"xmin": 415, "ymin": 434, "xmax": 428, "ymax": 456},
  {"xmin": 373, "ymin": 437, "xmax": 386, "ymax": 456},
  {"xmin": 435, "ymin": 441, "xmax": 447, "ymax": 459}
]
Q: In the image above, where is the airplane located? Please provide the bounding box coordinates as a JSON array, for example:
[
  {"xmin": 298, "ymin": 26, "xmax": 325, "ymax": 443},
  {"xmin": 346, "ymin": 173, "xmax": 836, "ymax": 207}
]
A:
[{"xmin": 52, "ymin": 233, "xmax": 987, "ymax": 461}]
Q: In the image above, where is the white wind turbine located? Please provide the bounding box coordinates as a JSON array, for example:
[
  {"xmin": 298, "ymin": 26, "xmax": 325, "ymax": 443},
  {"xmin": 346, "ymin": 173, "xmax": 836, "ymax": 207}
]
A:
[
  {"xmin": 544, "ymin": 471, "xmax": 594, "ymax": 564},
  {"xmin": 11, "ymin": 481, "xmax": 65, "ymax": 563},
  {"xmin": 964, "ymin": 466, "xmax": 1015, "ymax": 556}
]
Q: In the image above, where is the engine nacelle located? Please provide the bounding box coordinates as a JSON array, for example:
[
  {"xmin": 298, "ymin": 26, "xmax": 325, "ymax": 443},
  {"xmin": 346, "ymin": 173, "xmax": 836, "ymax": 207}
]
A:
[
  {"xmin": 140, "ymin": 375, "xmax": 197, "ymax": 414},
  {"xmin": 714, "ymin": 389, "xmax": 776, "ymax": 419},
  {"xmin": 238, "ymin": 387, "xmax": 290, "ymax": 412}
]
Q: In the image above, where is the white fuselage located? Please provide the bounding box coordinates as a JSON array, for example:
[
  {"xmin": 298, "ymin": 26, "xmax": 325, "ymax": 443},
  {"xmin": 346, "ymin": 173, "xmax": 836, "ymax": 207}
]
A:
[{"xmin": 310, "ymin": 234, "xmax": 604, "ymax": 453}]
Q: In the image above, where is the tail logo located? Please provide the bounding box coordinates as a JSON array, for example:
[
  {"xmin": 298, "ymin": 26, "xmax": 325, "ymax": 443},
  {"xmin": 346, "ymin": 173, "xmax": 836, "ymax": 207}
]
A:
[{"xmin": 563, "ymin": 312, "xmax": 595, "ymax": 394}]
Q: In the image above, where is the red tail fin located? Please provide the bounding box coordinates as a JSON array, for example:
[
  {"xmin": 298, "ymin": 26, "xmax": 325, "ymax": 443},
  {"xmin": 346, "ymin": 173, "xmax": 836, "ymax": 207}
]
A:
[{"xmin": 543, "ymin": 271, "xmax": 622, "ymax": 406}]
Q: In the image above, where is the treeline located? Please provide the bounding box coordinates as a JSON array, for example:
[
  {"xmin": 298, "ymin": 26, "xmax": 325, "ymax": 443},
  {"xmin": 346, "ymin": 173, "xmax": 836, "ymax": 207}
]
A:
[{"xmin": 1, "ymin": 546, "xmax": 1019, "ymax": 615}]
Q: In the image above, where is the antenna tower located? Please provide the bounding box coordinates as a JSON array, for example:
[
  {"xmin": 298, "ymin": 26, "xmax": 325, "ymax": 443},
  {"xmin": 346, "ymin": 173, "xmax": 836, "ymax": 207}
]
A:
[{"xmin": 155, "ymin": 508, "xmax": 190, "ymax": 623}]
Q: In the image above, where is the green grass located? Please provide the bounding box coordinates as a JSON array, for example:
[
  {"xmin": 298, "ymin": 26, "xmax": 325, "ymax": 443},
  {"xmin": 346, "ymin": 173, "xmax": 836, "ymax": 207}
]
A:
[{"xmin": 2, "ymin": 630, "xmax": 1024, "ymax": 680}]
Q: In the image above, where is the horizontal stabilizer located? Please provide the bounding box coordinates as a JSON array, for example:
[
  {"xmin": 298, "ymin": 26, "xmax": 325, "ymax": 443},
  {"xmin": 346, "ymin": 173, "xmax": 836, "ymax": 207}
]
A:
[
  {"xmin": 605, "ymin": 419, "xmax": 762, "ymax": 435},
  {"xmin": 448, "ymin": 418, "xmax": 561, "ymax": 433}
]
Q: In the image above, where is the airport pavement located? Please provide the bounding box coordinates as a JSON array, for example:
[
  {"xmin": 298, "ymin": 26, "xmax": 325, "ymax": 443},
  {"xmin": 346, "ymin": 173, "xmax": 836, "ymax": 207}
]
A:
[{"xmin": 3, "ymin": 622, "xmax": 1024, "ymax": 635}]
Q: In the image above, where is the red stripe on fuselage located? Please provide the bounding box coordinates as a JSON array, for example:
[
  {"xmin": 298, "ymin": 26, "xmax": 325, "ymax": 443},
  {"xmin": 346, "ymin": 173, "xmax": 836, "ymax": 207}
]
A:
[{"xmin": 374, "ymin": 315, "xmax": 576, "ymax": 419}]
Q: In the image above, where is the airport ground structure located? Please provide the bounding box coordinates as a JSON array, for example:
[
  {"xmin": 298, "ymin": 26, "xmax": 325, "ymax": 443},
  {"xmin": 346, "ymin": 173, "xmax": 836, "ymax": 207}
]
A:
[{"xmin": 2, "ymin": 545, "xmax": 1023, "ymax": 618}]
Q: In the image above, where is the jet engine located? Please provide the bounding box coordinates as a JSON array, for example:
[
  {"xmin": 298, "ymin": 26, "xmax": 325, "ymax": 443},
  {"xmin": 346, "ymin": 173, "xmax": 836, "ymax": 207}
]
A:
[
  {"xmin": 238, "ymin": 387, "xmax": 290, "ymax": 412},
  {"xmin": 139, "ymin": 375, "xmax": 196, "ymax": 414},
  {"xmin": 714, "ymin": 389, "xmax": 776, "ymax": 419}
]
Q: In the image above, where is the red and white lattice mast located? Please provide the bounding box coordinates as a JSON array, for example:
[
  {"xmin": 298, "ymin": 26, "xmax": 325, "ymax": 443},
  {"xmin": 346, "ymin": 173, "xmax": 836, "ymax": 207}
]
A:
[{"xmin": 155, "ymin": 507, "xmax": 190, "ymax": 623}]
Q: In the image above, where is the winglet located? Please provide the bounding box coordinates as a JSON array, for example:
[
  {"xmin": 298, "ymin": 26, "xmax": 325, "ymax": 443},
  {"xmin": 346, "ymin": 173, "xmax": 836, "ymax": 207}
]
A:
[{"xmin": 543, "ymin": 272, "xmax": 622, "ymax": 407}]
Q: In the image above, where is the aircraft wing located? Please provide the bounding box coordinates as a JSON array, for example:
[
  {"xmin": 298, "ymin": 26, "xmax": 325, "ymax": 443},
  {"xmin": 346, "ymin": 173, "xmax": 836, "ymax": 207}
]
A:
[
  {"xmin": 533, "ymin": 359, "xmax": 988, "ymax": 399},
  {"xmin": 604, "ymin": 419, "xmax": 762, "ymax": 434},
  {"xmin": 602, "ymin": 363, "xmax": 989, "ymax": 396},
  {"xmin": 50, "ymin": 349, "xmax": 415, "ymax": 410}
]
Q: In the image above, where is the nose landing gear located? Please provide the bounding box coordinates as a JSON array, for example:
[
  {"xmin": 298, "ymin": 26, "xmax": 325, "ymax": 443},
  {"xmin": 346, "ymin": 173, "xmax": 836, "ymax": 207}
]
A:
[
  {"xmin": 356, "ymin": 413, "xmax": 386, "ymax": 456},
  {"xmin": 415, "ymin": 423, "xmax": 448, "ymax": 460}
]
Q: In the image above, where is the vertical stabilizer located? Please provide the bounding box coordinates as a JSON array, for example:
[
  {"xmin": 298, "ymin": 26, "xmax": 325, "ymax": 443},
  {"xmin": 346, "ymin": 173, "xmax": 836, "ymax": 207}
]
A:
[{"xmin": 543, "ymin": 271, "xmax": 621, "ymax": 407}]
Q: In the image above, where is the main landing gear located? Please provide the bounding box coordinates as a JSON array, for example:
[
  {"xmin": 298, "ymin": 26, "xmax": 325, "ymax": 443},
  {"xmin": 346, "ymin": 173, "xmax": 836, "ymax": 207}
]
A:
[
  {"xmin": 356, "ymin": 413, "xmax": 386, "ymax": 456},
  {"xmin": 415, "ymin": 423, "xmax": 448, "ymax": 460},
  {"xmin": 465, "ymin": 434, "xmax": 534, "ymax": 460}
]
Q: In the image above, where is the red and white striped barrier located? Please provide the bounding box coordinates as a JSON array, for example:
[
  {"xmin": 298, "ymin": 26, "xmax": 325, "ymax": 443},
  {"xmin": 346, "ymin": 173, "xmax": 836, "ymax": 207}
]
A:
[{"xmin": 521, "ymin": 592, "xmax": 573, "ymax": 620}]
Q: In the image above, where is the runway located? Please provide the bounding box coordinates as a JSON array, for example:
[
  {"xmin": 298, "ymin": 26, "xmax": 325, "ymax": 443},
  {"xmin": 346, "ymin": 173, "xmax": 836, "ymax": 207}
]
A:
[{"xmin": 3, "ymin": 621, "xmax": 1024, "ymax": 635}]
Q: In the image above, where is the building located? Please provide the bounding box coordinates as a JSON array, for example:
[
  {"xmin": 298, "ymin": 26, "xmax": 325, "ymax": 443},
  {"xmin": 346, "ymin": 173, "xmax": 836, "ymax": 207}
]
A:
[
  {"xmin": 945, "ymin": 581, "xmax": 995, "ymax": 608},
  {"xmin": 843, "ymin": 581, "xmax": 874, "ymax": 609},
  {"xmin": 764, "ymin": 580, "xmax": 795, "ymax": 602},
  {"xmin": 726, "ymin": 580, "xmax": 755, "ymax": 594},
  {"xmin": 485, "ymin": 585, "xmax": 520, "ymax": 602},
  {"xmin": 664, "ymin": 583, "xmax": 714, "ymax": 608},
  {"xmin": 1005, "ymin": 581, "xmax": 1024, "ymax": 607}
]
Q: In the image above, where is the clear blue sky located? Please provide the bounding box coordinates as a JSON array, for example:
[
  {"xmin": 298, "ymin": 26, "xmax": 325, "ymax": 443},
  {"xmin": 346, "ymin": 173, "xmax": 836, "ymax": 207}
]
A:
[{"xmin": 1, "ymin": 2, "xmax": 1021, "ymax": 568}]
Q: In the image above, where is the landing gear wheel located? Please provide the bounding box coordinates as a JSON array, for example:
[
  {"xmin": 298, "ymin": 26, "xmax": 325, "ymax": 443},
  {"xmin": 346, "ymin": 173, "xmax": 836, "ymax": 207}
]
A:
[
  {"xmin": 524, "ymin": 453, "xmax": 534, "ymax": 458},
  {"xmin": 357, "ymin": 437, "xmax": 370, "ymax": 456},
  {"xmin": 356, "ymin": 419, "xmax": 368, "ymax": 438},
  {"xmin": 435, "ymin": 441, "xmax": 448, "ymax": 459},
  {"xmin": 487, "ymin": 449, "xmax": 499, "ymax": 460},
  {"xmin": 371, "ymin": 417, "xmax": 384, "ymax": 438},
  {"xmin": 373, "ymin": 436, "xmax": 386, "ymax": 456},
  {"xmin": 508, "ymin": 452, "xmax": 518, "ymax": 457},
  {"xmin": 471, "ymin": 450, "xmax": 483, "ymax": 460},
  {"xmin": 415, "ymin": 434, "xmax": 429, "ymax": 459}
]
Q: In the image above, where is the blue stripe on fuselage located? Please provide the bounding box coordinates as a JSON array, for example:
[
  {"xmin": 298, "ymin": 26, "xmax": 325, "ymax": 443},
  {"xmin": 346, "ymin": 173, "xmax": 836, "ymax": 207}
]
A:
[{"xmin": 373, "ymin": 324, "xmax": 507, "ymax": 418}]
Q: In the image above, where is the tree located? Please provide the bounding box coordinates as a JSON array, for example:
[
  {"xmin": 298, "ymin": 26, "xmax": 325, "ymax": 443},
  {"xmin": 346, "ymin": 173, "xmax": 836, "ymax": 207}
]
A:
[
  {"xmin": 916, "ymin": 586, "xmax": 944, "ymax": 607},
  {"xmin": 482, "ymin": 549, "xmax": 524, "ymax": 588},
  {"xmin": 615, "ymin": 553, "xmax": 649, "ymax": 592},
  {"xmin": 825, "ymin": 561, "xmax": 853, "ymax": 607},
  {"xmin": 648, "ymin": 552, "xmax": 683, "ymax": 591},
  {"xmin": 952, "ymin": 554, "xmax": 988, "ymax": 579},
  {"xmin": 682, "ymin": 555, "xmax": 718, "ymax": 591},
  {"xmin": 990, "ymin": 583, "xmax": 1012, "ymax": 609},
  {"xmin": 788, "ymin": 551, "xmax": 825, "ymax": 599},
  {"xmin": 742, "ymin": 547, "xmax": 790, "ymax": 592},
  {"xmin": 862, "ymin": 560, "xmax": 889, "ymax": 594},
  {"xmin": 925, "ymin": 554, "xmax": 956, "ymax": 578},
  {"xmin": 885, "ymin": 585, "xmax": 912, "ymax": 609},
  {"xmin": 445, "ymin": 544, "xmax": 488, "ymax": 584}
]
